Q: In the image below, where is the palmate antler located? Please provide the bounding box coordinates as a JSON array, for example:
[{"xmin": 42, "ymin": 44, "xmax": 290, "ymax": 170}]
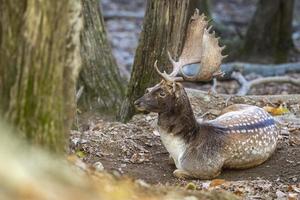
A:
[{"xmin": 155, "ymin": 9, "xmax": 227, "ymax": 82}]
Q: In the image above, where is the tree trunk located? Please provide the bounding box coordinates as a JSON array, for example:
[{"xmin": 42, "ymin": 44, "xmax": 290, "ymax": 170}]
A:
[
  {"xmin": 242, "ymin": 0, "xmax": 294, "ymax": 63},
  {"xmin": 78, "ymin": 0, "xmax": 124, "ymax": 114},
  {"xmin": 0, "ymin": 0, "xmax": 82, "ymax": 152},
  {"xmin": 118, "ymin": 0, "xmax": 207, "ymax": 122}
]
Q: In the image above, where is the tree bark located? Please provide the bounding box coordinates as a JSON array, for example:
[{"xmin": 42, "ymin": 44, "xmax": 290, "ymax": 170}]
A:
[
  {"xmin": 0, "ymin": 0, "xmax": 82, "ymax": 152},
  {"xmin": 78, "ymin": 0, "xmax": 124, "ymax": 113},
  {"xmin": 242, "ymin": 0, "xmax": 294, "ymax": 63},
  {"xmin": 118, "ymin": 0, "xmax": 208, "ymax": 122}
]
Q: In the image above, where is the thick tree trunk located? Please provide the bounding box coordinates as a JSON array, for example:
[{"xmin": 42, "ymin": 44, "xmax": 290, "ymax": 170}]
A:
[
  {"xmin": 78, "ymin": 0, "xmax": 124, "ymax": 113},
  {"xmin": 118, "ymin": 0, "xmax": 207, "ymax": 122},
  {"xmin": 0, "ymin": 0, "xmax": 82, "ymax": 152},
  {"xmin": 242, "ymin": 0, "xmax": 294, "ymax": 63}
]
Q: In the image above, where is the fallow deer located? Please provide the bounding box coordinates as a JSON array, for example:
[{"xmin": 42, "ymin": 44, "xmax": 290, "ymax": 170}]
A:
[{"xmin": 134, "ymin": 10, "xmax": 279, "ymax": 179}]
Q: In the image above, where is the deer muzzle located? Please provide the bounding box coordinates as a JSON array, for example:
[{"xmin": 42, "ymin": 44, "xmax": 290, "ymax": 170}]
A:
[{"xmin": 134, "ymin": 98, "xmax": 146, "ymax": 112}]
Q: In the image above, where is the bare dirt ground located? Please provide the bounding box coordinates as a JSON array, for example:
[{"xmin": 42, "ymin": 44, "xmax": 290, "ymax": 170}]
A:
[{"xmin": 70, "ymin": 111, "xmax": 300, "ymax": 199}]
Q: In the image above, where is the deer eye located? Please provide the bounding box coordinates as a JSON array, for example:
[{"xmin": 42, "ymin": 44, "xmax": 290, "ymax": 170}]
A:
[{"xmin": 159, "ymin": 91, "xmax": 166, "ymax": 97}]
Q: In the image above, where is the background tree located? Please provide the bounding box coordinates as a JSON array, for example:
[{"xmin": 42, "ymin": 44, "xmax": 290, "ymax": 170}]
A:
[
  {"xmin": 78, "ymin": 0, "xmax": 124, "ymax": 114},
  {"xmin": 0, "ymin": 0, "xmax": 82, "ymax": 152},
  {"xmin": 241, "ymin": 0, "xmax": 294, "ymax": 63},
  {"xmin": 118, "ymin": 0, "xmax": 209, "ymax": 122}
]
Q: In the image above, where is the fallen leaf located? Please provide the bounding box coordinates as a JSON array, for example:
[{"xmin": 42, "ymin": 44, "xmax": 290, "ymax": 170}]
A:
[
  {"xmin": 288, "ymin": 185, "xmax": 300, "ymax": 193},
  {"xmin": 202, "ymin": 181, "xmax": 210, "ymax": 189},
  {"xmin": 76, "ymin": 150, "xmax": 87, "ymax": 158},
  {"xmin": 233, "ymin": 189, "xmax": 244, "ymax": 197},
  {"xmin": 290, "ymin": 130, "xmax": 300, "ymax": 146},
  {"xmin": 93, "ymin": 161, "xmax": 104, "ymax": 171},
  {"xmin": 185, "ymin": 182, "xmax": 196, "ymax": 190},
  {"xmin": 288, "ymin": 193, "xmax": 298, "ymax": 200},
  {"xmin": 276, "ymin": 190, "xmax": 286, "ymax": 198},
  {"xmin": 210, "ymin": 179, "xmax": 226, "ymax": 187},
  {"xmin": 153, "ymin": 130, "xmax": 160, "ymax": 136},
  {"xmin": 67, "ymin": 154, "xmax": 78, "ymax": 162},
  {"xmin": 263, "ymin": 104, "xmax": 289, "ymax": 115}
]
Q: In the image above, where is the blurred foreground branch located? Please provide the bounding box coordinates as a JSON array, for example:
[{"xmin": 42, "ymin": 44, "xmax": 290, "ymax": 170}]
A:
[
  {"xmin": 0, "ymin": 122, "xmax": 238, "ymax": 200},
  {"xmin": 0, "ymin": 0, "xmax": 82, "ymax": 152},
  {"xmin": 231, "ymin": 72, "xmax": 300, "ymax": 95}
]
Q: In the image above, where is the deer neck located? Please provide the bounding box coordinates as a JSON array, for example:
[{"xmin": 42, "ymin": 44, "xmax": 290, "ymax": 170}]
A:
[{"xmin": 157, "ymin": 90, "xmax": 198, "ymax": 141}]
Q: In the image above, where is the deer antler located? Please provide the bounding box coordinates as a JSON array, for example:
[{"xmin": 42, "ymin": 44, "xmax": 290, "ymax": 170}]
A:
[
  {"xmin": 155, "ymin": 9, "xmax": 227, "ymax": 83},
  {"xmin": 154, "ymin": 60, "xmax": 183, "ymax": 82}
]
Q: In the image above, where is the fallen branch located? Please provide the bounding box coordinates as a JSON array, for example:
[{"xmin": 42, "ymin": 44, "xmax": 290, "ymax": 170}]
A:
[
  {"xmin": 209, "ymin": 78, "xmax": 218, "ymax": 94},
  {"xmin": 221, "ymin": 62, "xmax": 300, "ymax": 79},
  {"xmin": 231, "ymin": 72, "xmax": 300, "ymax": 95},
  {"xmin": 186, "ymin": 88, "xmax": 300, "ymax": 116},
  {"xmin": 103, "ymin": 11, "xmax": 144, "ymax": 20}
]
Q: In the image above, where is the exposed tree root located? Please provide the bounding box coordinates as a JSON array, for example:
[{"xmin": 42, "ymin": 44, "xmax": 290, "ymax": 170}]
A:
[{"xmin": 231, "ymin": 72, "xmax": 300, "ymax": 95}]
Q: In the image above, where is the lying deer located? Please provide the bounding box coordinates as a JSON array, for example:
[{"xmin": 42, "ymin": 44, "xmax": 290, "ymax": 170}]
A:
[{"xmin": 134, "ymin": 10, "xmax": 279, "ymax": 179}]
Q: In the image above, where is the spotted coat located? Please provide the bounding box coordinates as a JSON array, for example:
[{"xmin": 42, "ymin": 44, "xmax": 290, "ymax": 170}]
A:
[{"xmin": 211, "ymin": 105, "xmax": 279, "ymax": 169}]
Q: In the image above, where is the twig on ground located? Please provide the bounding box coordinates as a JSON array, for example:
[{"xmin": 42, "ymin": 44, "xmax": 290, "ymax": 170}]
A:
[
  {"xmin": 225, "ymin": 95, "xmax": 232, "ymax": 107},
  {"xmin": 209, "ymin": 78, "xmax": 218, "ymax": 94},
  {"xmin": 230, "ymin": 72, "xmax": 249, "ymax": 95},
  {"xmin": 231, "ymin": 72, "xmax": 300, "ymax": 95}
]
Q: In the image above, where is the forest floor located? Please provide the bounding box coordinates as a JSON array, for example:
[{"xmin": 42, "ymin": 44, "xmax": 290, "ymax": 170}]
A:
[
  {"xmin": 70, "ymin": 94, "xmax": 300, "ymax": 199},
  {"xmin": 71, "ymin": 0, "xmax": 300, "ymax": 199},
  {"xmin": 71, "ymin": 80, "xmax": 300, "ymax": 199}
]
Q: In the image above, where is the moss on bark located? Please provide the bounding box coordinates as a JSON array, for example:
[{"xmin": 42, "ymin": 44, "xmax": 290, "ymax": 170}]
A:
[{"xmin": 0, "ymin": 0, "xmax": 82, "ymax": 152}]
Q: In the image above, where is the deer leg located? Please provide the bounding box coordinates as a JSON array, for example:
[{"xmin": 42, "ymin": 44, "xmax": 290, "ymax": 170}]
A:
[{"xmin": 173, "ymin": 169, "xmax": 192, "ymax": 179}]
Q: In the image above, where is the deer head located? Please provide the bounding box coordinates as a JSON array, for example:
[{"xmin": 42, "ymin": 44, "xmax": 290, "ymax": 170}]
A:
[
  {"xmin": 134, "ymin": 79, "xmax": 184, "ymax": 113},
  {"xmin": 134, "ymin": 9, "xmax": 226, "ymax": 113}
]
